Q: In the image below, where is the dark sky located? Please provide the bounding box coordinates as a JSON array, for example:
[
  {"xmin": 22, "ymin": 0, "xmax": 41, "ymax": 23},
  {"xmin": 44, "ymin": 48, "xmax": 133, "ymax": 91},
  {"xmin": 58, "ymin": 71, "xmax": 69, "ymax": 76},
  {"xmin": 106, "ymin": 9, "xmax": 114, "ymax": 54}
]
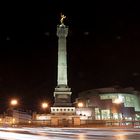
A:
[{"xmin": 0, "ymin": 1, "xmax": 140, "ymax": 112}]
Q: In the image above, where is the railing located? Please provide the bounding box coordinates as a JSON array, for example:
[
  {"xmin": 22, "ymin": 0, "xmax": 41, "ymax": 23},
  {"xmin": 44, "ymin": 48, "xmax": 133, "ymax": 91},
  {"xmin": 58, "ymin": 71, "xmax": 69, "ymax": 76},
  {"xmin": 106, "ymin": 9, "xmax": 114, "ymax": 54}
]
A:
[
  {"xmin": 79, "ymin": 119, "xmax": 140, "ymax": 128},
  {"xmin": 1, "ymin": 119, "xmax": 140, "ymax": 127},
  {"xmin": 106, "ymin": 120, "xmax": 140, "ymax": 127}
]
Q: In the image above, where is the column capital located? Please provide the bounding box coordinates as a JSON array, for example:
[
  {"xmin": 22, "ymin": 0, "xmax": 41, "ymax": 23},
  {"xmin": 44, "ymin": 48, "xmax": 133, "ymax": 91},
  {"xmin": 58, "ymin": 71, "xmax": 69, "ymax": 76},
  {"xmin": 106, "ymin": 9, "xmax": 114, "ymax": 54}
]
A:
[{"xmin": 57, "ymin": 25, "xmax": 68, "ymax": 38}]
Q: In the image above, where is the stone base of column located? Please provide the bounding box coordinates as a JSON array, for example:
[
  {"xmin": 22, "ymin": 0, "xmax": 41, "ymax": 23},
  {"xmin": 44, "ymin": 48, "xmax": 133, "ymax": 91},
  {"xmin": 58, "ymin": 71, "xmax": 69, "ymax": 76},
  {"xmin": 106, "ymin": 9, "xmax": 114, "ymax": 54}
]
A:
[
  {"xmin": 53, "ymin": 91, "xmax": 72, "ymax": 107},
  {"xmin": 53, "ymin": 102, "xmax": 72, "ymax": 107},
  {"xmin": 51, "ymin": 107, "xmax": 75, "ymax": 115}
]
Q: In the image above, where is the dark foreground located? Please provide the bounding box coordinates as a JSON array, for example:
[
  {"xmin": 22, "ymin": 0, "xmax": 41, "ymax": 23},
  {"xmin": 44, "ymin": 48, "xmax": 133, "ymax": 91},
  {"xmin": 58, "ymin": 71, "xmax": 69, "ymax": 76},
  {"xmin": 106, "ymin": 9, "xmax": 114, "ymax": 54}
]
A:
[{"xmin": 0, "ymin": 127, "xmax": 140, "ymax": 140}]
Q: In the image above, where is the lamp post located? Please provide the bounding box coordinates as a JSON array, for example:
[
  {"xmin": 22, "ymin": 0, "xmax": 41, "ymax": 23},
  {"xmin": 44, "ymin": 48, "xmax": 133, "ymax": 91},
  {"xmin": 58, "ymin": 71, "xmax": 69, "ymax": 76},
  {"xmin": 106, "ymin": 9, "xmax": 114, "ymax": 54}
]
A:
[
  {"xmin": 78, "ymin": 102, "xmax": 83, "ymax": 115},
  {"xmin": 41, "ymin": 102, "xmax": 48, "ymax": 114},
  {"xmin": 10, "ymin": 99, "xmax": 18, "ymax": 126},
  {"xmin": 41, "ymin": 102, "xmax": 48, "ymax": 125},
  {"xmin": 10, "ymin": 99, "xmax": 18, "ymax": 111}
]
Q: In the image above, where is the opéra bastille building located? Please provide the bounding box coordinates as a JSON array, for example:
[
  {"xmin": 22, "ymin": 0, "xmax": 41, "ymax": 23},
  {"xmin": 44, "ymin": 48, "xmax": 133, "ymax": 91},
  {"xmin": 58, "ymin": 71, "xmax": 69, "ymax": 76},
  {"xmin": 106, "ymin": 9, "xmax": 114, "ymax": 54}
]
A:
[{"xmin": 75, "ymin": 86, "xmax": 140, "ymax": 120}]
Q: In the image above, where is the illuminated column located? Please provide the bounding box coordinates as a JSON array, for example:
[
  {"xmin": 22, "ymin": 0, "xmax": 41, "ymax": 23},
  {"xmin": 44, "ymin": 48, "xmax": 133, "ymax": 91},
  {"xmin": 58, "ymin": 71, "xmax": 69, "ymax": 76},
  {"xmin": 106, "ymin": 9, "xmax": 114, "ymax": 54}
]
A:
[
  {"xmin": 57, "ymin": 24, "xmax": 68, "ymax": 86},
  {"xmin": 53, "ymin": 14, "xmax": 72, "ymax": 107}
]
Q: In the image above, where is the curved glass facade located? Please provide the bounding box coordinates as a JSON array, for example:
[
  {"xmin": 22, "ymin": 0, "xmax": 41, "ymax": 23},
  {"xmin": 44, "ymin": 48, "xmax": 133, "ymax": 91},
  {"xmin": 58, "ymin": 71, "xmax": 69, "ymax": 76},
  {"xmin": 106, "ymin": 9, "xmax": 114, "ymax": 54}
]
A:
[
  {"xmin": 76, "ymin": 87, "xmax": 140, "ymax": 120},
  {"xmin": 100, "ymin": 93, "xmax": 140, "ymax": 111}
]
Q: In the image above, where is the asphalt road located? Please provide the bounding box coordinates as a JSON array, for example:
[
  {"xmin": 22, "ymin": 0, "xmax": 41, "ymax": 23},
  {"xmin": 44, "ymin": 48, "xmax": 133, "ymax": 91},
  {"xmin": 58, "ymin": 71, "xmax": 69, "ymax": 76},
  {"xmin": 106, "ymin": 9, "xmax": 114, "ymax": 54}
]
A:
[{"xmin": 0, "ymin": 127, "xmax": 140, "ymax": 140}]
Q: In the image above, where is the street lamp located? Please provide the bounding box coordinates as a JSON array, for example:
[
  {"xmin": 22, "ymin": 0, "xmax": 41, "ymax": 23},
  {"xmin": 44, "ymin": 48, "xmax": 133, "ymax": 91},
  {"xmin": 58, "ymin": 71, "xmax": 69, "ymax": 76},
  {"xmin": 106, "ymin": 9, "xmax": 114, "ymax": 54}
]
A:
[
  {"xmin": 78, "ymin": 102, "xmax": 83, "ymax": 108},
  {"xmin": 78, "ymin": 102, "xmax": 83, "ymax": 115},
  {"xmin": 113, "ymin": 98, "xmax": 122, "ymax": 104},
  {"xmin": 41, "ymin": 102, "xmax": 48, "ymax": 112},
  {"xmin": 41, "ymin": 102, "xmax": 48, "ymax": 124},
  {"xmin": 10, "ymin": 99, "xmax": 18, "ymax": 110},
  {"xmin": 10, "ymin": 99, "xmax": 18, "ymax": 106},
  {"xmin": 10, "ymin": 99, "xmax": 18, "ymax": 126}
]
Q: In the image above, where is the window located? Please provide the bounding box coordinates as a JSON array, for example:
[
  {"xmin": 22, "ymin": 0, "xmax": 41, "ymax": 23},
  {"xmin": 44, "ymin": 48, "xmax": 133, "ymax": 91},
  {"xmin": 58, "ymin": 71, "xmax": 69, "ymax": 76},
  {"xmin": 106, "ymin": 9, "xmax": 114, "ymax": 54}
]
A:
[{"xmin": 126, "ymin": 96, "xmax": 131, "ymax": 102}]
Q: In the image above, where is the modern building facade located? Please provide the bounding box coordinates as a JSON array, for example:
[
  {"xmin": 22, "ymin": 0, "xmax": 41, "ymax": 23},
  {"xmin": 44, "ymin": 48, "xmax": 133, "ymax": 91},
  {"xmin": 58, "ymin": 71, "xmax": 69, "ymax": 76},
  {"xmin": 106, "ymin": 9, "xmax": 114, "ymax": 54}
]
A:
[{"xmin": 75, "ymin": 86, "xmax": 140, "ymax": 120}]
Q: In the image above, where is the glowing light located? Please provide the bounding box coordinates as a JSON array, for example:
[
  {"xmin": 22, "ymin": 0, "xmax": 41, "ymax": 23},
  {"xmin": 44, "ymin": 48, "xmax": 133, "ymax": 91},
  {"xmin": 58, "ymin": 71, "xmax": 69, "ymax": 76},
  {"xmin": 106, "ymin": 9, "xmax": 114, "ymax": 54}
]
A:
[
  {"xmin": 115, "ymin": 134, "xmax": 126, "ymax": 140},
  {"xmin": 78, "ymin": 134, "xmax": 86, "ymax": 140},
  {"xmin": 10, "ymin": 99, "xmax": 18, "ymax": 106},
  {"xmin": 37, "ymin": 116, "xmax": 48, "ymax": 120},
  {"xmin": 78, "ymin": 102, "xmax": 83, "ymax": 108},
  {"xmin": 113, "ymin": 98, "xmax": 122, "ymax": 104},
  {"xmin": 12, "ymin": 118, "xmax": 16, "ymax": 124},
  {"xmin": 42, "ymin": 102, "xmax": 48, "ymax": 109}
]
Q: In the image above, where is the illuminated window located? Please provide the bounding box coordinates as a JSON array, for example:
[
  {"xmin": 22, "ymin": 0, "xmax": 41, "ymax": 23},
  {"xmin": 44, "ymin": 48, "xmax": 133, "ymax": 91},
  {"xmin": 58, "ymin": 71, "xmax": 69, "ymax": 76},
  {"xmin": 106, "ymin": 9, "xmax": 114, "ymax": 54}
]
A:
[
  {"xmin": 101, "ymin": 110, "xmax": 110, "ymax": 120},
  {"xmin": 95, "ymin": 108, "xmax": 100, "ymax": 120},
  {"xmin": 126, "ymin": 96, "xmax": 131, "ymax": 102}
]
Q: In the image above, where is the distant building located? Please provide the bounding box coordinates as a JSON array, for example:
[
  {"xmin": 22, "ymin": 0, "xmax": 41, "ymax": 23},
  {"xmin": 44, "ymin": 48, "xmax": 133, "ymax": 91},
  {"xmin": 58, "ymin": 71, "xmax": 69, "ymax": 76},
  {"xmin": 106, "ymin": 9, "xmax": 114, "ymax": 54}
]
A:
[
  {"xmin": 75, "ymin": 86, "xmax": 140, "ymax": 120},
  {"xmin": 2, "ymin": 109, "xmax": 32, "ymax": 125}
]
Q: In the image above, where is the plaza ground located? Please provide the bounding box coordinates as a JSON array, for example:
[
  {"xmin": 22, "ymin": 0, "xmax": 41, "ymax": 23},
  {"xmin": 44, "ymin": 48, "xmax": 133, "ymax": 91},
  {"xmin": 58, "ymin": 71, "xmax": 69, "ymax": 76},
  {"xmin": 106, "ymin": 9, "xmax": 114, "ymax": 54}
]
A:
[{"xmin": 0, "ymin": 127, "xmax": 140, "ymax": 140}]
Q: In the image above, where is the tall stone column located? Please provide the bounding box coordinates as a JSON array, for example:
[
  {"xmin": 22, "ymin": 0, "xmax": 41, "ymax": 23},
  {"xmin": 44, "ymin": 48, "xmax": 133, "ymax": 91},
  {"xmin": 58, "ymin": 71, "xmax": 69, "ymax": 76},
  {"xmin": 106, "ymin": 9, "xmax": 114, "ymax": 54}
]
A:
[
  {"xmin": 53, "ymin": 22, "xmax": 72, "ymax": 107},
  {"xmin": 57, "ymin": 24, "xmax": 68, "ymax": 86}
]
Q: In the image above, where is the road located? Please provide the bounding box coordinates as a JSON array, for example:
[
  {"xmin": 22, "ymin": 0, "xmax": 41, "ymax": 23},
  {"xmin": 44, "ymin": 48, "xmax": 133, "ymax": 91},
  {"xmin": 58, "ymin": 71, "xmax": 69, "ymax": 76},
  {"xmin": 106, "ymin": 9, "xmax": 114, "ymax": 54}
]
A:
[{"xmin": 0, "ymin": 127, "xmax": 140, "ymax": 140}]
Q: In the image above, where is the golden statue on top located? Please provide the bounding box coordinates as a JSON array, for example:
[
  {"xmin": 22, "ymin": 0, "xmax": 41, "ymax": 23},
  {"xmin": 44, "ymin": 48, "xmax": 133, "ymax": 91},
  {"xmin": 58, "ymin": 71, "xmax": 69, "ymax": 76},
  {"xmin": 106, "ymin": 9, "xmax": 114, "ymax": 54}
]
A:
[{"xmin": 60, "ymin": 13, "xmax": 66, "ymax": 25}]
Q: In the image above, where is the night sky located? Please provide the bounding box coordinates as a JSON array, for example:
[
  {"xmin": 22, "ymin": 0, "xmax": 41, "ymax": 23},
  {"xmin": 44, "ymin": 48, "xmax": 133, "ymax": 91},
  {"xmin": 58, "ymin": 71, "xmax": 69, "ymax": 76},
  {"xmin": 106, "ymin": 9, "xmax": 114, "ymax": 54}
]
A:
[{"xmin": 0, "ymin": 1, "xmax": 140, "ymax": 112}]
